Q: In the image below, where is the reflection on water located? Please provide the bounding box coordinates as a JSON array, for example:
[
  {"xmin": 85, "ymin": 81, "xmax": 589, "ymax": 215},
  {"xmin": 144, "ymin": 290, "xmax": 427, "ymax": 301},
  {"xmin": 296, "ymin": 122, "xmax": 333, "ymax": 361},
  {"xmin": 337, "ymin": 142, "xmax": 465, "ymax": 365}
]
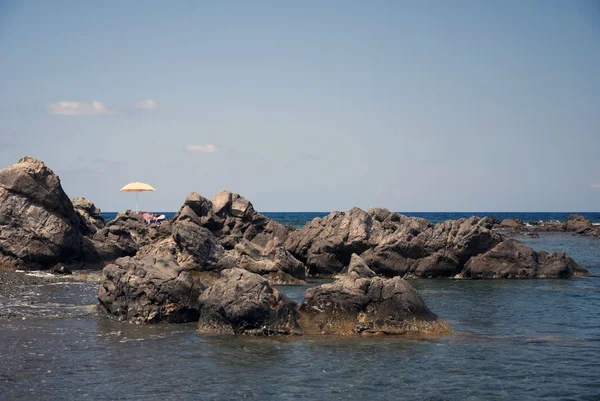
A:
[{"xmin": 1, "ymin": 233, "xmax": 600, "ymax": 400}]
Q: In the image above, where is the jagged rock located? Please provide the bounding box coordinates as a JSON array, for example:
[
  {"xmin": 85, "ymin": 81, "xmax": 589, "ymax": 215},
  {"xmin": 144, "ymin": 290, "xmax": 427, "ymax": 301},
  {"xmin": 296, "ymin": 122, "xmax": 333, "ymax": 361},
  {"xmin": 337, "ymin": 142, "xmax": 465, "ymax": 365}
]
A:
[
  {"xmin": 285, "ymin": 208, "xmax": 379, "ymax": 276},
  {"xmin": 461, "ymin": 239, "xmax": 589, "ymax": 279},
  {"xmin": 138, "ymin": 217, "xmax": 230, "ymax": 271},
  {"xmin": 564, "ymin": 215, "xmax": 593, "ymax": 234},
  {"xmin": 298, "ymin": 255, "xmax": 450, "ymax": 335},
  {"xmin": 0, "ymin": 157, "xmax": 85, "ymax": 269},
  {"xmin": 197, "ymin": 268, "xmax": 301, "ymax": 335},
  {"xmin": 286, "ymin": 209, "xmax": 501, "ymax": 278},
  {"xmin": 98, "ymin": 255, "xmax": 207, "ymax": 323},
  {"xmin": 228, "ymin": 239, "xmax": 306, "ymax": 284},
  {"xmin": 72, "ymin": 197, "xmax": 105, "ymax": 235},
  {"xmin": 173, "ymin": 191, "xmax": 291, "ymax": 250}
]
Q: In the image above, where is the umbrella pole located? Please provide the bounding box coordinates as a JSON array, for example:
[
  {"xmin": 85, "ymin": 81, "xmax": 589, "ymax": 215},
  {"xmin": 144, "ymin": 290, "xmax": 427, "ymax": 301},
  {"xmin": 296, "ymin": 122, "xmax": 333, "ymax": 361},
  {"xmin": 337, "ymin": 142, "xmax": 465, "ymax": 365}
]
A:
[{"xmin": 136, "ymin": 192, "xmax": 139, "ymax": 213}]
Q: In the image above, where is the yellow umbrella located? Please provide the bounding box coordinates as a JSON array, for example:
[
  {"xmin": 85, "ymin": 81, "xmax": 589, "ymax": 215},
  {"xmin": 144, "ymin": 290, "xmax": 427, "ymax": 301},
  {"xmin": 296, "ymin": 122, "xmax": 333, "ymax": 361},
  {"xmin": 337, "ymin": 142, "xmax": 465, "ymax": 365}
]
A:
[{"xmin": 120, "ymin": 182, "xmax": 155, "ymax": 213}]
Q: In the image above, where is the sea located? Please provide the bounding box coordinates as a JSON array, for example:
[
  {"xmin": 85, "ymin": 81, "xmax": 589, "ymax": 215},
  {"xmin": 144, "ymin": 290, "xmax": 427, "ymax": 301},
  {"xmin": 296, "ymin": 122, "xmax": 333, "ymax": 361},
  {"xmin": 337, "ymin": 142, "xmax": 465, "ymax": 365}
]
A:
[
  {"xmin": 1, "ymin": 212, "xmax": 599, "ymax": 400},
  {"xmin": 101, "ymin": 211, "xmax": 600, "ymax": 227}
]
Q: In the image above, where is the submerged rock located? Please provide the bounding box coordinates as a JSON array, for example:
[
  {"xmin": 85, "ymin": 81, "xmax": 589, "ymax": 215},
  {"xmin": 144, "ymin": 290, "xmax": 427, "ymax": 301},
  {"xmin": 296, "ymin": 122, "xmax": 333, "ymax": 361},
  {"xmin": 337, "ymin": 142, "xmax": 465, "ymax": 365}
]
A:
[
  {"xmin": 0, "ymin": 157, "xmax": 85, "ymax": 269},
  {"xmin": 98, "ymin": 256, "xmax": 207, "ymax": 323},
  {"xmin": 197, "ymin": 268, "xmax": 301, "ymax": 335},
  {"xmin": 461, "ymin": 239, "xmax": 589, "ymax": 279},
  {"xmin": 298, "ymin": 254, "xmax": 451, "ymax": 335}
]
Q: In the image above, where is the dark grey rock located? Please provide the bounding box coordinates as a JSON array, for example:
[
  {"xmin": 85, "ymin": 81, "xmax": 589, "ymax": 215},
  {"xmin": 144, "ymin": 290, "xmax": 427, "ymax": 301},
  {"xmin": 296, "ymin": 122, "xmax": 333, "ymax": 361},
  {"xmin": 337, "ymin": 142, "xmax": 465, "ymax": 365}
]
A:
[
  {"xmin": 0, "ymin": 157, "xmax": 85, "ymax": 269},
  {"xmin": 462, "ymin": 239, "xmax": 589, "ymax": 279},
  {"xmin": 98, "ymin": 255, "xmax": 207, "ymax": 323},
  {"xmin": 298, "ymin": 255, "xmax": 450, "ymax": 335},
  {"xmin": 197, "ymin": 268, "xmax": 301, "ymax": 335}
]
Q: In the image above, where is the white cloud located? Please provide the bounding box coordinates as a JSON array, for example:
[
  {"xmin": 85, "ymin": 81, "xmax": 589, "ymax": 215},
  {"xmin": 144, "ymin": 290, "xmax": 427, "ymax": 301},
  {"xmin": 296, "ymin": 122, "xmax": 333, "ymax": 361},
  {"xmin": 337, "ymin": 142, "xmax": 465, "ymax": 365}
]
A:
[
  {"xmin": 136, "ymin": 98, "xmax": 158, "ymax": 109},
  {"xmin": 186, "ymin": 144, "xmax": 218, "ymax": 153},
  {"xmin": 48, "ymin": 100, "xmax": 112, "ymax": 116},
  {"xmin": 590, "ymin": 183, "xmax": 600, "ymax": 189}
]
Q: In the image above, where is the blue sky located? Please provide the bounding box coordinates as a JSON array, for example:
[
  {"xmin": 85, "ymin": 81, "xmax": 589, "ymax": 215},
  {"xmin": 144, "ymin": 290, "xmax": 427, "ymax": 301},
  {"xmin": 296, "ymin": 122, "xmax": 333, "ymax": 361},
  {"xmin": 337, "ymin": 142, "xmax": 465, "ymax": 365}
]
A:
[{"xmin": 0, "ymin": 1, "xmax": 599, "ymax": 212}]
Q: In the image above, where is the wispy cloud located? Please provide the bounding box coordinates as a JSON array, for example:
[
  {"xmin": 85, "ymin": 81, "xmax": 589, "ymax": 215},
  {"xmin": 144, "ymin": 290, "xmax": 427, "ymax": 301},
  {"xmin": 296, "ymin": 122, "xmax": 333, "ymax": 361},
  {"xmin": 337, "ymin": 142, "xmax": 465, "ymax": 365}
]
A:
[
  {"xmin": 136, "ymin": 98, "xmax": 158, "ymax": 110},
  {"xmin": 590, "ymin": 183, "xmax": 600, "ymax": 189},
  {"xmin": 186, "ymin": 144, "xmax": 218, "ymax": 153},
  {"xmin": 48, "ymin": 100, "xmax": 113, "ymax": 116}
]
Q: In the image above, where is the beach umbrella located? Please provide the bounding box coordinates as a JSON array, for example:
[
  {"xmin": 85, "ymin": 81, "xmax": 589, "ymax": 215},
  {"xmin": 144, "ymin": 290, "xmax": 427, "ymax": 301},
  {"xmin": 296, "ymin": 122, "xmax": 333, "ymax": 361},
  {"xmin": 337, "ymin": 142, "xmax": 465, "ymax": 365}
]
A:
[{"xmin": 119, "ymin": 182, "xmax": 155, "ymax": 213}]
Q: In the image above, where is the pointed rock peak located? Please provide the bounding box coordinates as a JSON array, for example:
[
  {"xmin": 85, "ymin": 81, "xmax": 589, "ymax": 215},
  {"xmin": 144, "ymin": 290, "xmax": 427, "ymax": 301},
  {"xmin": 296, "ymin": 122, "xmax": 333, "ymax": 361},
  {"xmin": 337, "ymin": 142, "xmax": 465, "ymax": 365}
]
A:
[
  {"xmin": 211, "ymin": 190, "xmax": 232, "ymax": 214},
  {"xmin": 347, "ymin": 253, "xmax": 376, "ymax": 278}
]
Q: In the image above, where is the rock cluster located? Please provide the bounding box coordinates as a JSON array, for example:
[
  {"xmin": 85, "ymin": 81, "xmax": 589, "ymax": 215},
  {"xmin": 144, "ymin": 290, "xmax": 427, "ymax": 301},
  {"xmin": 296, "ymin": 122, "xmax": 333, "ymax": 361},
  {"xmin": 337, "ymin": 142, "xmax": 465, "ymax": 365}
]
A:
[
  {"xmin": 494, "ymin": 215, "xmax": 600, "ymax": 237},
  {"xmin": 0, "ymin": 156, "xmax": 591, "ymax": 334},
  {"xmin": 298, "ymin": 254, "xmax": 451, "ymax": 335},
  {"xmin": 284, "ymin": 208, "xmax": 503, "ymax": 278}
]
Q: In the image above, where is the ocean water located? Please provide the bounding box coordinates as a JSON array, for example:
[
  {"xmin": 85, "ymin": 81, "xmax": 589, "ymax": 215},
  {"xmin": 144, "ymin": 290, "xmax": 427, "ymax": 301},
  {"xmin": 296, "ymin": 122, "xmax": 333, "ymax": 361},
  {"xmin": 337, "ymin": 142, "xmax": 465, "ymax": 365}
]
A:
[
  {"xmin": 1, "ymin": 232, "xmax": 599, "ymax": 400},
  {"xmin": 102, "ymin": 211, "xmax": 600, "ymax": 227}
]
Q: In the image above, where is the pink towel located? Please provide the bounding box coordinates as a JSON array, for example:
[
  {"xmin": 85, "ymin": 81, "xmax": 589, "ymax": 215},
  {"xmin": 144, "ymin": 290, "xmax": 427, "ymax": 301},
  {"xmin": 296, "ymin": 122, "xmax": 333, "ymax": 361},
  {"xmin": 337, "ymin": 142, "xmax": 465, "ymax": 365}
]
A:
[{"xmin": 141, "ymin": 212, "xmax": 153, "ymax": 224}]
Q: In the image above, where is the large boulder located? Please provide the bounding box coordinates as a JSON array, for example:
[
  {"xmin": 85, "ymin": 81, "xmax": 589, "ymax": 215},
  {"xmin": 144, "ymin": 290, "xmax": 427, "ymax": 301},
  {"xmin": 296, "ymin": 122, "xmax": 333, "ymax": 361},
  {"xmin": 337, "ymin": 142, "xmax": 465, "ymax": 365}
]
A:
[
  {"xmin": 72, "ymin": 197, "xmax": 105, "ymax": 235},
  {"xmin": 98, "ymin": 255, "xmax": 208, "ymax": 323},
  {"xmin": 0, "ymin": 157, "xmax": 85, "ymax": 269},
  {"xmin": 197, "ymin": 268, "xmax": 301, "ymax": 335},
  {"xmin": 564, "ymin": 215, "xmax": 594, "ymax": 234},
  {"xmin": 461, "ymin": 239, "xmax": 589, "ymax": 279},
  {"xmin": 298, "ymin": 254, "xmax": 451, "ymax": 335}
]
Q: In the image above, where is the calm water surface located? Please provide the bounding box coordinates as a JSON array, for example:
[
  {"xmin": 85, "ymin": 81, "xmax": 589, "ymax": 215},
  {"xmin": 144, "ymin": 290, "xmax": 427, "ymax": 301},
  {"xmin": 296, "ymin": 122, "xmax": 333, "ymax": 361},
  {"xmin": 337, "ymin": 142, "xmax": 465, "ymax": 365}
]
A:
[{"xmin": 1, "ymin": 233, "xmax": 599, "ymax": 400}]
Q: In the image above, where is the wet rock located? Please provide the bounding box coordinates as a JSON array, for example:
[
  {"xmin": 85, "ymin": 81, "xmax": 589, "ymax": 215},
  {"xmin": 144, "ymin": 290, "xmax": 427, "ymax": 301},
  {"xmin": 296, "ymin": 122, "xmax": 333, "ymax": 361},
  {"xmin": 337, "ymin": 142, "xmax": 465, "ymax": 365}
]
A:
[
  {"xmin": 0, "ymin": 157, "xmax": 85, "ymax": 269},
  {"xmin": 98, "ymin": 255, "xmax": 206, "ymax": 323},
  {"xmin": 298, "ymin": 255, "xmax": 450, "ymax": 335},
  {"xmin": 72, "ymin": 197, "xmax": 105, "ymax": 235},
  {"xmin": 197, "ymin": 268, "xmax": 301, "ymax": 335},
  {"xmin": 51, "ymin": 263, "xmax": 72, "ymax": 275},
  {"xmin": 461, "ymin": 239, "xmax": 589, "ymax": 279}
]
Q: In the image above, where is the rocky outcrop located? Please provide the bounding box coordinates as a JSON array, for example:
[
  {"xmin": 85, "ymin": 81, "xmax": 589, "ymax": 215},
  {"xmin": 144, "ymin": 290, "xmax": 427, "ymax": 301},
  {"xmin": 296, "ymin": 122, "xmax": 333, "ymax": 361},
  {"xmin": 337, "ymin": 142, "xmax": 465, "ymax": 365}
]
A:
[
  {"xmin": 0, "ymin": 157, "xmax": 85, "ymax": 269},
  {"xmin": 461, "ymin": 239, "xmax": 589, "ymax": 279},
  {"xmin": 197, "ymin": 268, "xmax": 301, "ymax": 335},
  {"xmin": 565, "ymin": 215, "xmax": 598, "ymax": 235},
  {"xmin": 176, "ymin": 191, "xmax": 291, "ymax": 249},
  {"xmin": 72, "ymin": 197, "xmax": 105, "ymax": 235},
  {"xmin": 98, "ymin": 255, "xmax": 208, "ymax": 323},
  {"xmin": 298, "ymin": 254, "xmax": 451, "ymax": 335},
  {"xmin": 285, "ymin": 208, "xmax": 502, "ymax": 278},
  {"xmin": 492, "ymin": 214, "xmax": 600, "ymax": 237},
  {"xmin": 228, "ymin": 239, "xmax": 306, "ymax": 284}
]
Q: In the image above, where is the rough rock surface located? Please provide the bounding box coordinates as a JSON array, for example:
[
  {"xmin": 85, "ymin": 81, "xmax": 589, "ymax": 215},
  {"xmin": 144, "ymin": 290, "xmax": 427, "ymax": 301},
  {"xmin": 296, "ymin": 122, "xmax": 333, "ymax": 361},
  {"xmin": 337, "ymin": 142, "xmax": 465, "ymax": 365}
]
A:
[
  {"xmin": 175, "ymin": 191, "xmax": 291, "ymax": 249},
  {"xmin": 564, "ymin": 215, "xmax": 597, "ymax": 235},
  {"xmin": 72, "ymin": 197, "xmax": 105, "ymax": 235},
  {"xmin": 228, "ymin": 239, "xmax": 306, "ymax": 284},
  {"xmin": 0, "ymin": 157, "xmax": 85, "ymax": 269},
  {"xmin": 285, "ymin": 208, "xmax": 502, "ymax": 278},
  {"xmin": 98, "ymin": 255, "xmax": 206, "ymax": 323},
  {"xmin": 197, "ymin": 268, "xmax": 301, "ymax": 335},
  {"xmin": 461, "ymin": 239, "xmax": 589, "ymax": 279},
  {"xmin": 298, "ymin": 254, "xmax": 451, "ymax": 335}
]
